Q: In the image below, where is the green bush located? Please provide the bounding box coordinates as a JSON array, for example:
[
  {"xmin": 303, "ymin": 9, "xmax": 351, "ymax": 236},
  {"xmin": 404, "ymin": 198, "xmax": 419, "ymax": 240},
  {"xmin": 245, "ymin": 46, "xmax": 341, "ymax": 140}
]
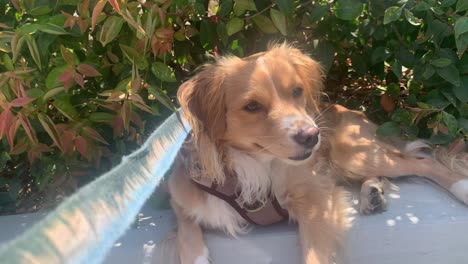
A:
[{"xmin": 0, "ymin": 0, "xmax": 466, "ymax": 212}]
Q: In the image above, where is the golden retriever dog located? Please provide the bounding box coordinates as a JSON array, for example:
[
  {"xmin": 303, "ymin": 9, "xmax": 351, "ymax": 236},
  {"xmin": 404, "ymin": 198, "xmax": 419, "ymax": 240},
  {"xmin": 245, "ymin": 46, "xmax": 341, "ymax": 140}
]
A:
[{"xmin": 166, "ymin": 43, "xmax": 468, "ymax": 264}]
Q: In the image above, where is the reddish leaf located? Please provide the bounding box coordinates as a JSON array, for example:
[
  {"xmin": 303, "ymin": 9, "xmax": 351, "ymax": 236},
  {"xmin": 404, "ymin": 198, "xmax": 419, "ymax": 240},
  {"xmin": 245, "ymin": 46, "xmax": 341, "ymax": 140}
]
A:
[
  {"xmin": 151, "ymin": 27, "xmax": 174, "ymax": 56},
  {"xmin": 380, "ymin": 93, "xmax": 395, "ymax": 113},
  {"xmin": 35, "ymin": 143, "xmax": 51, "ymax": 153},
  {"xmin": 0, "ymin": 23, "xmax": 11, "ymax": 29},
  {"xmin": 108, "ymin": 0, "xmax": 121, "ymax": 12},
  {"xmin": 130, "ymin": 111, "xmax": 144, "ymax": 130},
  {"xmin": 28, "ymin": 150, "xmax": 39, "ymax": 163},
  {"xmin": 74, "ymin": 73, "xmax": 85, "ymax": 88},
  {"xmin": 62, "ymin": 12, "xmax": 75, "ymax": 28},
  {"xmin": 74, "ymin": 136, "xmax": 89, "ymax": 160},
  {"xmin": 127, "ymin": 126, "xmax": 136, "ymax": 141},
  {"xmin": 438, "ymin": 123, "xmax": 449, "ymax": 134},
  {"xmin": 113, "ymin": 116, "xmax": 123, "ymax": 138},
  {"xmin": 61, "ymin": 130, "xmax": 75, "ymax": 156},
  {"xmin": 58, "ymin": 70, "xmax": 74, "ymax": 91},
  {"xmin": 103, "ymin": 91, "xmax": 126, "ymax": 102},
  {"xmin": 121, "ymin": 100, "xmax": 131, "ymax": 131},
  {"xmin": 10, "ymin": 97, "xmax": 35, "ymax": 107},
  {"xmin": 18, "ymin": 114, "xmax": 37, "ymax": 144},
  {"xmin": 77, "ymin": 64, "xmax": 101, "ymax": 77},
  {"xmin": 7, "ymin": 116, "xmax": 19, "ymax": 148},
  {"xmin": 10, "ymin": 140, "xmax": 28, "ymax": 155},
  {"xmin": 449, "ymin": 138, "xmax": 466, "ymax": 154},
  {"xmin": 132, "ymin": 100, "xmax": 154, "ymax": 114},
  {"xmin": 0, "ymin": 110, "xmax": 13, "ymax": 139},
  {"xmin": 91, "ymin": 0, "xmax": 108, "ymax": 32},
  {"xmin": 76, "ymin": 18, "xmax": 88, "ymax": 34},
  {"xmin": 82, "ymin": 126, "xmax": 109, "ymax": 145},
  {"xmin": 38, "ymin": 113, "xmax": 63, "ymax": 152},
  {"xmin": 11, "ymin": 0, "xmax": 20, "ymax": 10}
]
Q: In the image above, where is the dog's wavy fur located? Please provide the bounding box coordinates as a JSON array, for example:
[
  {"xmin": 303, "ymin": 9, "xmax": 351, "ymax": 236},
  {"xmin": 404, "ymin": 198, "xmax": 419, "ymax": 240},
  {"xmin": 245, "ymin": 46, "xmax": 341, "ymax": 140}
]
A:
[{"xmin": 160, "ymin": 43, "xmax": 468, "ymax": 264}]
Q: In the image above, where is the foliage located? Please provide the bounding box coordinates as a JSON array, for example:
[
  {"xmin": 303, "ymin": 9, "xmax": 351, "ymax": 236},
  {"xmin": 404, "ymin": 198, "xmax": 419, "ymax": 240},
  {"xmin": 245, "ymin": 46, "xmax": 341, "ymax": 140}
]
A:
[{"xmin": 0, "ymin": 0, "xmax": 467, "ymax": 212}]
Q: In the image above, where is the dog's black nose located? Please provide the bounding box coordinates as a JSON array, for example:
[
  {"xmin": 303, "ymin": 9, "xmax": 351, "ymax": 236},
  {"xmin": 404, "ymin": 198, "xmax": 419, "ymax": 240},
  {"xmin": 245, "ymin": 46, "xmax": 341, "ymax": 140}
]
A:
[{"xmin": 293, "ymin": 127, "xmax": 320, "ymax": 148}]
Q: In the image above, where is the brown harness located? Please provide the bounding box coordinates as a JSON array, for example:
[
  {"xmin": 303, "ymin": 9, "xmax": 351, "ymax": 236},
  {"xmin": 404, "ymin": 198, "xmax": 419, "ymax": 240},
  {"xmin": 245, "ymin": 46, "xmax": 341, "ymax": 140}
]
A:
[{"xmin": 190, "ymin": 164, "xmax": 289, "ymax": 226}]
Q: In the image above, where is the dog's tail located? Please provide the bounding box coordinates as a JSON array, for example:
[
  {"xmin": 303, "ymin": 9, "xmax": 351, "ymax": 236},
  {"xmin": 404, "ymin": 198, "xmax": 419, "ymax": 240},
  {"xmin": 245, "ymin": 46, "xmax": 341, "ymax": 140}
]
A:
[
  {"xmin": 154, "ymin": 231, "xmax": 180, "ymax": 264},
  {"xmin": 403, "ymin": 139, "xmax": 468, "ymax": 205}
]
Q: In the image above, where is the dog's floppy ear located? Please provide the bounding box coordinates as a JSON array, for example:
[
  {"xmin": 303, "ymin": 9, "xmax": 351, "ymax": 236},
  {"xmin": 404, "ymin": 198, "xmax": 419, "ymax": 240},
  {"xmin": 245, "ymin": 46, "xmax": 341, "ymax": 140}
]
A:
[
  {"xmin": 287, "ymin": 47, "xmax": 324, "ymax": 114},
  {"xmin": 177, "ymin": 64, "xmax": 226, "ymax": 140}
]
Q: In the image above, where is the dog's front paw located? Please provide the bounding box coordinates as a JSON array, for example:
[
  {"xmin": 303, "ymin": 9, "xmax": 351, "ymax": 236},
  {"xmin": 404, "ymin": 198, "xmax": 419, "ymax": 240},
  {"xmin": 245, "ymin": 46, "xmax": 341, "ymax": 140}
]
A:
[
  {"xmin": 359, "ymin": 181, "xmax": 387, "ymax": 214},
  {"xmin": 450, "ymin": 179, "xmax": 468, "ymax": 206},
  {"xmin": 194, "ymin": 247, "xmax": 211, "ymax": 264}
]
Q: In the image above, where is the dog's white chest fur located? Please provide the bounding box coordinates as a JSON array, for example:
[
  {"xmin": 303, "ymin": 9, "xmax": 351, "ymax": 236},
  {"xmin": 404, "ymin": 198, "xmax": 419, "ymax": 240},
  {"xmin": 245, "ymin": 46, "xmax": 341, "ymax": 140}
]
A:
[{"xmin": 187, "ymin": 148, "xmax": 279, "ymax": 236}]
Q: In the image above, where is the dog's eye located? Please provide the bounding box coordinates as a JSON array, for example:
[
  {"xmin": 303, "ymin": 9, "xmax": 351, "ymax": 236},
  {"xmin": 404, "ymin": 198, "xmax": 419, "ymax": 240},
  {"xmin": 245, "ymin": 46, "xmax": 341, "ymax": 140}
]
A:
[
  {"xmin": 244, "ymin": 101, "xmax": 263, "ymax": 113},
  {"xmin": 292, "ymin": 87, "xmax": 303, "ymax": 98}
]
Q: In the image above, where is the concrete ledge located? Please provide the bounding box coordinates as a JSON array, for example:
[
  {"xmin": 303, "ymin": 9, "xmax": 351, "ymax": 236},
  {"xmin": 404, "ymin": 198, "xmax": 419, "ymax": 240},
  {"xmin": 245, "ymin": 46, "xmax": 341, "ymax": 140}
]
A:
[{"xmin": 1, "ymin": 180, "xmax": 468, "ymax": 264}]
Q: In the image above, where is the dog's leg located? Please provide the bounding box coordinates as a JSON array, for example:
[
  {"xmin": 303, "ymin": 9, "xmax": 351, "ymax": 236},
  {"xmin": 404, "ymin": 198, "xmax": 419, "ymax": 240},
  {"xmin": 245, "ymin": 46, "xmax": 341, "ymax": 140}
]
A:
[
  {"xmin": 333, "ymin": 138, "xmax": 468, "ymax": 206},
  {"xmin": 172, "ymin": 201, "xmax": 210, "ymax": 264},
  {"xmin": 359, "ymin": 177, "xmax": 387, "ymax": 214},
  {"xmin": 284, "ymin": 170, "xmax": 350, "ymax": 264}
]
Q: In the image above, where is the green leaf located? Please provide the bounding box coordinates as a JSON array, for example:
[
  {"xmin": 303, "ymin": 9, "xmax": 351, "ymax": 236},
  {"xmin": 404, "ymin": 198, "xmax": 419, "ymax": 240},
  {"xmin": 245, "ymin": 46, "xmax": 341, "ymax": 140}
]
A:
[
  {"xmin": 437, "ymin": 65, "xmax": 461, "ymax": 86},
  {"xmin": 217, "ymin": 0, "xmax": 233, "ymax": 17},
  {"xmin": 429, "ymin": 133, "xmax": 452, "ymax": 145},
  {"xmin": 458, "ymin": 118, "xmax": 468, "ymax": 133},
  {"xmin": 200, "ymin": 20, "xmax": 217, "ymax": 49},
  {"xmin": 371, "ymin": 46, "xmax": 390, "ymax": 65},
  {"xmin": 29, "ymin": 6, "xmax": 52, "ymax": 16},
  {"xmin": 455, "ymin": 17, "xmax": 468, "ymax": 57},
  {"xmin": 422, "ymin": 65, "xmax": 435, "ymax": 80},
  {"xmin": 454, "ymin": 17, "xmax": 468, "ymax": 39},
  {"xmin": 456, "ymin": 0, "xmax": 468, "ymax": 12},
  {"xmin": 386, "ymin": 82, "xmax": 400, "ymax": 98},
  {"xmin": 383, "ymin": 6, "xmax": 402, "ymax": 25},
  {"xmin": 148, "ymin": 86, "xmax": 176, "ymax": 110},
  {"xmin": 443, "ymin": 112, "xmax": 458, "ymax": 135},
  {"xmin": 26, "ymin": 88, "xmax": 44, "ymax": 99},
  {"xmin": 430, "ymin": 58, "xmax": 452, "ymax": 67},
  {"xmin": 252, "ymin": 15, "xmax": 278, "ymax": 34},
  {"xmin": 89, "ymin": 112, "xmax": 115, "ymax": 123},
  {"xmin": 308, "ymin": 5, "xmax": 328, "ymax": 23},
  {"xmin": 53, "ymin": 96, "xmax": 79, "ymax": 120},
  {"xmin": 26, "ymin": 36, "xmax": 41, "ymax": 71},
  {"xmin": 151, "ymin": 62, "xmax": 177, "ymax": 83},
  {"xmin": 310, "ymin": 39, "xmax": 335, "ymax": 73},
  {"xmin": 440, "ymin": 0, "xmax": 457, "ymax": 7},
  {"xmin": 217, "ymin": 22, "xmax": 229, "ymax": 45},
  {"xmin": 376, "ymin": 121, "xmax": 400, "ymax": 137},
  {"xmin": 275, "ymin": 0, "xmax": 295, "ymax": 16},
  {"xmin": 404, "ymin": 9, "xmax": 422, "ymax": 26},
  {"xmin": 226, "ymin": 17, "xmax": 244, "ymax": 36},
  {"xmin": 442, "ymin": 90, "xmax": 457, "ymax": 107},
  {"xmin": 98, "ymin": 16, "xmax": 124, "ymax": 46},
  {"xmin": 270, "ymin": 9, "xmax": 287, "ymax": 36},
  {"xmin": 38, "ymin": 23, "xmax": 69, "ymax": 35},
  {"xmin": 0, "ymin": 152, "xmax": 11, "ymax": 170},
  {"xmin": 233, "ymin": 0, "xmax": 256, "ymax": 15},
  {"xmin": 453, "ymin": 76, "xmax": 468, "ymax": 103},
  {"xmin": 391, "ymin": 60, "xmax": 402, "ymax": 79},
  {"xmin": 335, "ymin": 0, "xmax": 363, "ymax": 21},
  {"xmin": 2, "ymin": 54, "xmax": 13, "ymax": 71},
  {"xmin": 46, "ymin": 66, "xmax": 68, "ymax": 89}
]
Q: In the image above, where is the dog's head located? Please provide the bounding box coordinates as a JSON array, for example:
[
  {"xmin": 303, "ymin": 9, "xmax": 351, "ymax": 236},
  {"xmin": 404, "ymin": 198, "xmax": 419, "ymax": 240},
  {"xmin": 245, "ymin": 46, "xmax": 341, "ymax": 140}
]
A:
[{"xmin": 178, "ymin": 44, "xmax": 323, "ymax": 171}]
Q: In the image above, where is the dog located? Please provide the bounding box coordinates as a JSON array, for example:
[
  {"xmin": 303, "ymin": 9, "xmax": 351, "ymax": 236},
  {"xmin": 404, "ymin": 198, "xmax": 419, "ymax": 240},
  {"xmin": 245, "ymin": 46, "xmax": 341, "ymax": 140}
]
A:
[{"xmin": 166, "ymin": 43, "xmax": 468, "ymax": 264}]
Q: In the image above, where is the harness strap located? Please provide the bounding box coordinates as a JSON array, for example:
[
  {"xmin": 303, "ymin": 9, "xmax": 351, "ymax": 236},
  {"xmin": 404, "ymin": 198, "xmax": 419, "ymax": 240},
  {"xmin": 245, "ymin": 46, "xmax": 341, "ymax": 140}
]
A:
[{"xmin": 191, "ymin": 175, "xmax": 289, "ymax": 225}]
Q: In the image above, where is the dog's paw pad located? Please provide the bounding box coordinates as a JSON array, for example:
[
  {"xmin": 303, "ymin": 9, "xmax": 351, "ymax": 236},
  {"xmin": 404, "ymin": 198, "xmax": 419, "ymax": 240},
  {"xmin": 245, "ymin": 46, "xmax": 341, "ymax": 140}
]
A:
[
  {"xmin": 450, "ymin": 180, "xmax": 468, "ymax": 205},
  {"xmin": 360, "ymin": 185, "xmax": 387, "ymax": 215}
]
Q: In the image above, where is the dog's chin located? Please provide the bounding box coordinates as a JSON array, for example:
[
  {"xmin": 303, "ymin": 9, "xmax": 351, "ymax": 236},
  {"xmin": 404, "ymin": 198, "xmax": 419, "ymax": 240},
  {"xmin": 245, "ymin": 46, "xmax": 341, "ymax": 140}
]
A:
[{"xmin": 288, "ymin": 149, "xmax": 313, "ymax": 161}]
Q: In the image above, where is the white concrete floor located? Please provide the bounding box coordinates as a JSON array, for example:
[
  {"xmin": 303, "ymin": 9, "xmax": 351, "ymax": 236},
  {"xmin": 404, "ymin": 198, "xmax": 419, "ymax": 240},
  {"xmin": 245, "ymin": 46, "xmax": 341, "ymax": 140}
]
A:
[{"xmin": 1, "ymin": 180, "xmax": 468, "ymax": 264}]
